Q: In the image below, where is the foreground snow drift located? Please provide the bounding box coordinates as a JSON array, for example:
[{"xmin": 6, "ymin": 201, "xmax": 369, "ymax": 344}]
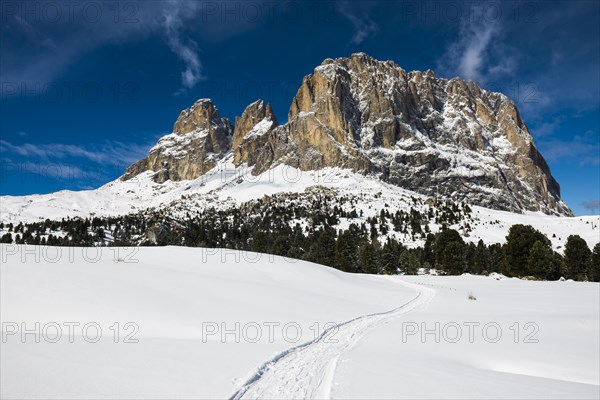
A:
[
  {"xmin": 2, "ymin": 245, "xmax": 598, "ymax": 399},
  {"xmin": 333, "ymin": 275, "xmax": 600, "ymax": 399},
  {"xmin": 0, "ymin": 245, "xmax": 414, "ymax": 399}
]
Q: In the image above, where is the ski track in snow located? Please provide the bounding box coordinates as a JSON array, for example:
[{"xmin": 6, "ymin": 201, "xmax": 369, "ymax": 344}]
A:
[{"xmin": 229, "ymin": 280, "xmax": 436, "ymax": 400}]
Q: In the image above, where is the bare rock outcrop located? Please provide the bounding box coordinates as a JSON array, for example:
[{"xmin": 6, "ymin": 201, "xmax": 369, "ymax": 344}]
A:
[
  {"xmin": 231, "ymin": 100, "xmax": 279, "ymax": 167},
  {"xmin": 122, "ymin": 53, "xmax": 572, "ymax": 216},
  {"xmin": 122, "ymin": 99, "xmax": 232, "ymax": 183}
]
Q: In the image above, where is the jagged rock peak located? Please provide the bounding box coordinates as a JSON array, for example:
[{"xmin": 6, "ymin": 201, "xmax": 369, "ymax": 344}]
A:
[
  {"xmin": 231, "ymin": 99, "xmax": 282, "ymax": 168},
  {"xmin": 121, "ymin": 98, "xmax": 233, "ymax": 183},
  {"xmin": 232, "ymin": 99, "xmax": 278, "ymax": 148},
  {"xmin": 279, "ymin": 54, "xmax": 570, "ymax": 215},
  {"xmin": 122, "ymin": 53, "xmax": 572, "ymax": 216},
  {"xmin": 172, "ymin": 98, "xmax": 232, "ymax": 135}
]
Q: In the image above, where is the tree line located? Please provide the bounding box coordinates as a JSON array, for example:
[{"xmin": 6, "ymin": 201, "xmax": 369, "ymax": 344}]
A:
[{"xmin": 0, "ymin": 199, "xmax": 598, "ymax": 281}]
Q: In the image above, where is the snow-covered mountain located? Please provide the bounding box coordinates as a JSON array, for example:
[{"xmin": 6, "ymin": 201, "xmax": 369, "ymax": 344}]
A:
[
  {"xmin": 2, "ymin": 53, "xmax": 596, "ymax": 250},
  {"xmin": 123, "ymin": 53, "xmax": 570, "ymax": 216},
  {"xmin": 1, "ymin": 159, "xmax": 598, "ymax": 251}
]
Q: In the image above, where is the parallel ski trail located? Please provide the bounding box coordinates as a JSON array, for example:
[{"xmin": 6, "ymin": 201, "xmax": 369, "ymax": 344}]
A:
[{"xmin": 229, "ymin": 279, "xmax": 435, "ymax": 400}]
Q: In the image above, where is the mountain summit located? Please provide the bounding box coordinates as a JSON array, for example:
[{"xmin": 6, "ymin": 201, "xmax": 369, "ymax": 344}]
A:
[{"xmin": 122, "ymin": 53, "xmax": 571, "ymax": 216}]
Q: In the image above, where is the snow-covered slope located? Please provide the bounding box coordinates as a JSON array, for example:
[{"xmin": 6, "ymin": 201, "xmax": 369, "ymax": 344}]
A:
[
  {"xmin": 2, "ymin": 245, "xmax": 598, "ymax": 399},
  {"xmin": 334, "ymin": 274, "xmax": 600, "ymax": 399},
  {"xmin": 0, "ymin": 244, "xmax": 414, "ymax": 399},
  {"xmin": 1, "ymin": 158, "xmax": 598, "ymax": 251}
]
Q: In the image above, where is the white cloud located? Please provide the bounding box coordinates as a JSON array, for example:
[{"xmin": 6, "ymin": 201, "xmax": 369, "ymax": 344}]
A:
[
  {"xmin": 337, "ymin": 1, "xmax": 378, "ymax": 45},
  {"xmin": 537, "ymin": 130, "xmax": 600, "ymax": 166},
  {"xmin": 438, "ymin": 7, "xmax": 515, "ymax": 84},
  {"xmin": 582, "ymin": 200, "xmax": 600, "ymax": 211},
  {"xmin": 163, "ymin": 2, "xmax": 204, "ymax": 91},
  {"xmin": 456, "ymin": 24, "xmax": 496, "ymax": 81},
  {"xmin": 530, "ymin": 116, "xmax": 565, "ymax": 138},
  {"xmin": 0, "ymin": 138, "xmax": 156, "ymax": 166},
  {"xmin": 0, "ymin": 1, "xmax": 234, "ymax": 92},
  {"xmin": 0, "ymin": 137, "xmax": 162, "ymax": 188}
]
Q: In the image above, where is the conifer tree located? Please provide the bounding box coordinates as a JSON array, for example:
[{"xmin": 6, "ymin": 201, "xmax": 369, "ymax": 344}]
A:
[
  {"xmin": 423, "ymin": 233, "xmax": 435, "ymax": 266},
  {"xmin": 548, "ymin": 251, "xmax": 564, "ymax": 281},
  {"xmin": 306, "ymin": 227, "xmax": 337, "ymax": 267},
  {"xmin": 589, "ymin": 243, "xmax": 600, "ymax": 282},
  {"xmin": 503, "ymin": 224, "xmax": 549, "ymax": 277},
  {"xmin": 381, "ymin": 241, "xmax": 398, "ymax": 275},
  {"xmin": 473, "ymin": 239, "xmax": 490, "ymax": 274},
  {"xmin": 359, "ymin": 241, "xmax": 379, "ymax": 274},
  {"xmin": 464, "ymin": 242, "xmax": 476, "ymax": 272},
  {"xmin": 397, "ymin": 249, "xmax": 410, "ymax": 274},
  {"xmin": 251, "ymin": 231, "xmax": 268, "ymax": 253},
  {"xmin": 272, "ymin": 235, "xmax": 291, "ymax": 257},
  {"xmin": 488, "ymin": 243, "xmax": 504, "ymax": 273},
  {"xmin": 434, "ymin": 229, "xmax": 463, "ymax": 268},
  {"xmin": 0, "ymin": 233, "xmax": 13, "ymax": 243},
  {"xmin": 407, "ymin": 250, "xmax": 421, "ymax": 275},
  {"xmin": 527, "ymin": 240, "xmax": 554, "ymax": 279},
  {"xmin": 564, "ymin": 235, "xmax": 592, "ymax": 280},
  {"xmin": 335, "ymin": 231, "xmax": 357, "ymax": 272},
  {"xmin": 442, "ymin": 241, "xmax": 465, "ymax": 275}
]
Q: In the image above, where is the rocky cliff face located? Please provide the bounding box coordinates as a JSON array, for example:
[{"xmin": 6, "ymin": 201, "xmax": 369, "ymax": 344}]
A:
[
  {"xmin": 231, "ymin": 100, "xmax": 279, "ymax": 167},
  {"xmin": 122, "ymin": 53, "xmax": 571, "ymax": 216},
  {"xmin": 122, "ymin": 99, "xmax": 232, "ymax": 183}
]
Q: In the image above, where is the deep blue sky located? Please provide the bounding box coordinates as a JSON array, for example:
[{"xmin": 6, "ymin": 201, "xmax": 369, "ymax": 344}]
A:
[{"xmin": 1, "ymin": 0, "xmax": 599, "ymax": 215}]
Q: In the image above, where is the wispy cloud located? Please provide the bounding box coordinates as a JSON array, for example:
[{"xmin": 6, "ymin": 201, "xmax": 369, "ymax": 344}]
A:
[
  {"xmin": 455, "ymin": 24, "xmax": 496, "ymax": 81},
  {"xmin": 437, "ymin": 5, "xmax": 516, "ymax": 84},
  {"xmin": 0, "ymin": 137, "xmax": 160, "ymax": 188},
  {"xmin": 1, "ymin": 159, "xmax": 101, "ymax": 186},
  {"xmin": 488, "ymin": 2, "xmax": 599, "ymax": 117},
  {"xmin": 530, "ymin": 116, "xmax": 565, "ymax": 138},
  {"xmin": 537, "ymin": 130, "xmax": 600, "ymax": 166},
  {"xmin": 0, "ymin": 1, "xmax": 249, "ymax": 92},
  {"xmin": 582, "ymin": 199, "xmax": 600, "ymax": 212},
  {"xmin": 0, "ymin": 139, "xmax": 156, "ymax": 166},
  {"xmin": 163, "ymin": 1, "xmax": 204, "ymax": 91},
  {"xmin": 1, "ymin": 2, "xmax": 156, "ymax": 86},
  {"xmin": 337, "ymin": 1, "xmax": 378, "ymax": 44}
]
